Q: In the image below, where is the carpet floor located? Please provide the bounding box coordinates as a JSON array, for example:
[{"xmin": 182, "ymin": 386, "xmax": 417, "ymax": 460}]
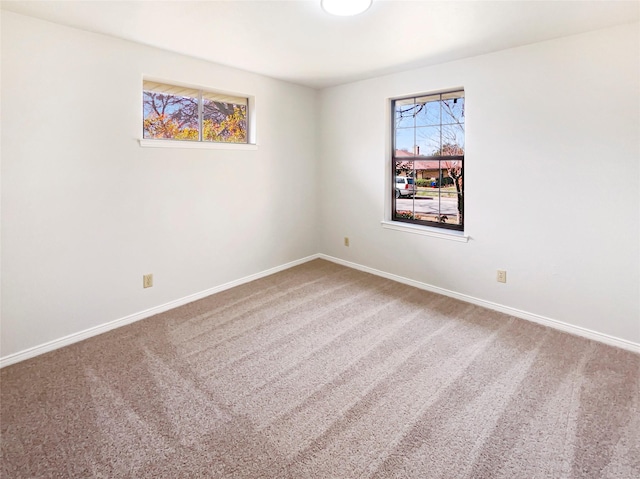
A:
[{"xmin": 1, "ymin": 259, "xmax": 639, "ymax": 478}]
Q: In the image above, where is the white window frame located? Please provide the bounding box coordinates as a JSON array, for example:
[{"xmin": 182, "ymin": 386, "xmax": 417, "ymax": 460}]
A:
[
  {"xmin": 139, "ymin": 78, "xmax": 256, "ymax": 150},
  {"xmin": 388, "ymin": 89, "xmax": 466, "ymax": 238}
]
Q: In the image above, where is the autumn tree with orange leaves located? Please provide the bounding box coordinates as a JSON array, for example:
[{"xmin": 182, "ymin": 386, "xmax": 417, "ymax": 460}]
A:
[{"xmin": 143, "ymin": 92, "xmax": 246, "ymax": 143}]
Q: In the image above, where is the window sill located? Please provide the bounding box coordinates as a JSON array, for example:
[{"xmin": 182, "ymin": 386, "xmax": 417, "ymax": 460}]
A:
[
  {"xmin": 138, "ymin": 139, "xmax": 258, "ymax": 150},
  {"xmin": 381, "ymin": 220, "xmax": 469, "ymax": 242}
]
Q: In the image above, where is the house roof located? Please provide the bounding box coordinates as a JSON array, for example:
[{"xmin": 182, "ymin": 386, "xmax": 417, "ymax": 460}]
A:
[{"xmin": 394, "ymin": 150, "xmax": 460, "ymax": 170}]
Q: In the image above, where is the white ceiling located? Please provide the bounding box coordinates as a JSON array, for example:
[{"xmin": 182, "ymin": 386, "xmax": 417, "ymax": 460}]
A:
[{"xmin": 2, "ymin": 0, "xmax": 639, "ymax": 89}]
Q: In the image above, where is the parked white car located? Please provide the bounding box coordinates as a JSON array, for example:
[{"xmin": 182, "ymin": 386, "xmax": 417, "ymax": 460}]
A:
[{"xmin": 395, "ymin": 176, "xmax": 417, "ymax": 198}]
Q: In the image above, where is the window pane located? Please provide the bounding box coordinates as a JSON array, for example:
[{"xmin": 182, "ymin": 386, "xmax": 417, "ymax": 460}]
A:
[
  {"xmin": 203, "ymin": 99, "xmax": 247, "ymax": 143},
  {"xmin": 394, "ymin": 161, "xmax": 417, "ymax": 220},
  {"xmin": 395, "ymin": 127, "xmax": 415, "ymax": 156},
  {"xmin": 393, "ymin": 161, "xmax": 463, "ymax": 225},
  {"xmin": 415, "ymin": 126, "xmax": 441, "ymax": 157},
  {"xmin": 415, "ymin": 95, "xmax": 441, "ymax": 126},
  {"xmin": 394, "ymin": 159, "xmax": 414, "ymax": 177},
  {"xmin": 395, "ymin": 98, "xmax": 417, "ymax": 129},
  {"xmin": 440, "ymin": 124, "xmax": 465, "ymax": 155},
  {"xmin": 442, "ymin": 95, "xmax": 464, "ymax": 126},
  {"xmin": 143, "ymin": 91, "xmax": 199, "ymax": 140}
]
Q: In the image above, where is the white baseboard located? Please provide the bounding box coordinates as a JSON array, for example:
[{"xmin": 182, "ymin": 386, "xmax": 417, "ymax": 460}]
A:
[
  {"xmin": 318, "ymin": 254, "xmax": 640, "ymax": 354},
  {"xmin": 0, "ymin": 254, "xmax": 321, "ymax": 368},
  {"xmin": 2, "ymin": 252, "xmax": 637, "ymax": 368}
]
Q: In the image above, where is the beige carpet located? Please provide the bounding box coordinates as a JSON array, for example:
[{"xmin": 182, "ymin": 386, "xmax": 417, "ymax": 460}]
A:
[{"xmin": 1, "ymin": 259, "xmax": 639, "ymax": 478}]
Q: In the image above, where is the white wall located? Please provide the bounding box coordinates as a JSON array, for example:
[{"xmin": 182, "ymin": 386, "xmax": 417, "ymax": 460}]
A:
[
  {"xmin": 1, "ymin": 12, "xmax": 318, "ymax": 357},
  {"xmin": 318, "ymin": 23, "xmax": 640, "ymax": 344},
  {"xmin": 2, "ymin": 12, "xmax": 639, "ymax": 361}
]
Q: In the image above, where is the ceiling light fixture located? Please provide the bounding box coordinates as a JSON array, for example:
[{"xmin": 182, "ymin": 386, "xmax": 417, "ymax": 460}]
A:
[{"xmin": 321, "ymin": 0, "xmax": 372, "ymax": 17}]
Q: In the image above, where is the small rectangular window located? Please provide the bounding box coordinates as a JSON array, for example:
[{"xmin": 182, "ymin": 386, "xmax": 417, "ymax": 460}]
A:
[
  {"xmin": 143, "ymin": 81, "xmax": 248, "ymax": 144},
  {"xmin": 392, "ymin": 90, "xmax": 464, "ymax": 231}
]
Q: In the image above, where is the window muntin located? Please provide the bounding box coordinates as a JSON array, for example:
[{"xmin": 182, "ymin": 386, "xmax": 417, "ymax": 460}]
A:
[
  {"xmin": 392, "ymin": 90, "xmax": 464, "ymax": 231},
  {"xmin": 143, "ymin": 81, "xmax": 248, "ymax": 144}
]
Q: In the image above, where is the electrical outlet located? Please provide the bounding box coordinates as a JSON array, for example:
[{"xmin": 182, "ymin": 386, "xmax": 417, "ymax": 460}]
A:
[
  {"xmin": 497, "ymin": 270, "xmax": 507, "ymax": 283},
  {"xmin": 344, "ymin": 237, "xmax": 350, "ymax": 247},
  {"xmin": 143, "ymin": 274, "xmax": 153, "ymax": 288}
]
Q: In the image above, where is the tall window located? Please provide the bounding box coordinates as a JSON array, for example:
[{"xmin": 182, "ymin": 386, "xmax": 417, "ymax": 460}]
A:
[
  {"xmin": 392, "ymin": 90, "xmax": 465, "ymax": 231},
  {"xmin": 143, "ymin": 81, "xmax": 248, "ymax": 144}
]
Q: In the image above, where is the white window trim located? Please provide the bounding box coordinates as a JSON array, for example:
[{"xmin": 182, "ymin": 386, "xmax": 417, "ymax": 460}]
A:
[
  {"xmin": 138, "ymin": 139, "xmax": 257, "ymax": 150},
  {"xmin": 380, "ymin": 220, "xmax": 469, "ymax": 242}
]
